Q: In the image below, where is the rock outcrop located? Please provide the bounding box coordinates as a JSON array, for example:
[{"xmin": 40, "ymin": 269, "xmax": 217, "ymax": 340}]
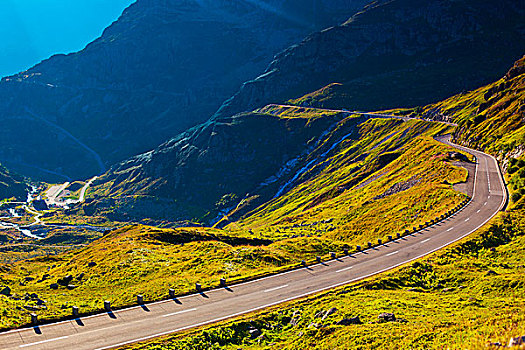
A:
[{"xmin": 215, "ymin": 0, "xmax": 525, "ymax": 118}]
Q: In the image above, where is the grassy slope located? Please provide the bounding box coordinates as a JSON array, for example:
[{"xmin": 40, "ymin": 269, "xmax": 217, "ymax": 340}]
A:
[
  {"xmin": 123, "ymin": 209, "xmax": 525, "ymax": 350},
  {"xmin": 227, "ymin": 115, "xmax": 467, "ymax": 248},
  {"xmin": 118, "ymin": 58, "xmax": 525, "ymax": 350},
  {"xmin": 423, "ymin": 56, "xmax": 525, "ymax": 164},
  {"xmin": 0, "ymin": 115, "xmax": 469, "ymax": 329}
]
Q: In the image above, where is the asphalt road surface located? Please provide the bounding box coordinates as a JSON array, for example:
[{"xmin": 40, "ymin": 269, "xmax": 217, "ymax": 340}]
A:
[{"xmin": 0, "ymin": 135, "xmax": 506, "ymax": 350}]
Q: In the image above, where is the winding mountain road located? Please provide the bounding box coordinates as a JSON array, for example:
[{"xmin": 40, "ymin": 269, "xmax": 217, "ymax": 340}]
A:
[{"xmin": 0, "ymin": 132, "xmax": 507, "ymax": 350}]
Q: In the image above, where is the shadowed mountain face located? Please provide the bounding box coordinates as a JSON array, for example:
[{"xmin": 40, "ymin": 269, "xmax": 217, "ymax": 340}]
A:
[
  {"xmin": 215, "ymin": 0, "xmax": 525, "ymax": 119},
  {"xmin": 83, "ymin": 109, "xmax": 350, "ymax": 222},
  {"xmin": 83, "ymin": 54, "xmax": 525, "ymax": 226},
  {"xmin": 0, "ymin": 0, "xmax": 369, "ymax": 181},
  {"xmin": 0, "ymin": 164, "xmax": 27, "ymax": 201}
]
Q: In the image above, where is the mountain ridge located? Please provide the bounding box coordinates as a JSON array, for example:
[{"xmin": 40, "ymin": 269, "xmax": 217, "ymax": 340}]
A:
[
  {"xmin": 215, "ymin": 0, "xmax": 525, "ymax": 119},
  {"xmin": 0, "ymin": 0, "xmax": 369, "ymax": 181}
]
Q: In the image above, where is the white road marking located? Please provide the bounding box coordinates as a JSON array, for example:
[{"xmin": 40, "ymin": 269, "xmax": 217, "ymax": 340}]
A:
[
  {"xmin": 477, "ymin": 210, "xmax": 481, "ymax": 213},
  {"xmin": 386, "ymin": 251, "xmax": 399, "ymax": 256},
  {"xmin": 4, "ymin": 135, "xmax": 507, "ymax": 350},
  {"xmin": 264, "ymin": 285, "xmax": 288, "ymax": 293},
  {"xmin": 19, "ymin": 336, "xmax": 69, "ymax": 348},
  {"xmin": 446, "ymin": 227, "xmax": 454, "ymax": 232},
  {"xmin": 336, "ymin": 266, "xmax": 353, "ymax": 273},
  {"xmin": 421, "ymin": 238, "xmax": 431, "ymax": 243},
  {"xmin": 162, "ymin": 308, "xmax": 197, "ymax": 318},
  {"xmin": 484, "ymin": 202, "xmax": 487, "ymax": 206},
  {"xmin": 465, "ymin": 218, "xmax": 470, "ymax": 222}
]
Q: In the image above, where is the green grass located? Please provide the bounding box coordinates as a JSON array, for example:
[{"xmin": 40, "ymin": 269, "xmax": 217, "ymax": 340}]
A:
[
  {"xmin": 120, "ymin": 208, "xmax": 525, "ymax": 350},
  {"xmin": 0, "ymin": 117, "xmax": 470, "ymax": 330},
  {"xmin": 227, "ymin": 118, "xmax": 467, "ymax": 248},
  {"xmin": 2, "ymin": 57, "xmax": 523, "ymax": 346}
]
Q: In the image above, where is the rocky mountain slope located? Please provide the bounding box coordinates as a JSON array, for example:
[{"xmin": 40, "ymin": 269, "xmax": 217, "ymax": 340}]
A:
[
  {"xmin": 81, "ymin": 103, "xmax": 464, "ymax": 234},
  {"xmin": 0, "ymin": 0, "xmax": 369, "ymax": 181},
  {"xmin": 83, "ymin": 107, "xmax": 349, "ymax": 222},
  {"xmin": 215, "ymin": 0, "xmax": 525, "ymax": 119},
  {"xmin": 0, "ymin": 164, "xmax": 27, "ymax": 201}
]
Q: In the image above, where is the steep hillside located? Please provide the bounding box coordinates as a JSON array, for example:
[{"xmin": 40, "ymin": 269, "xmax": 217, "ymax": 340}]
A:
[
  {"xmin": 82, "ymin": 103, "xmax": 466, "ymax": 228},
  {"xmin": 0, "ymin": 165, "xmax": 27, "ymax": 201},
  {"xmin": 83, "ymin": 108, "xmax": 348, "ymax": 222},
  {"xmin": 0, "ymin": 0, "xmax": 368, "ymax": 181},
  {"xmin": 215, "ymin": 0, "xmax": 525, "ymax": 119},
  {"xmin": 125, "ymin": 208, "xmax": 525, "ymax": 350},
  {"xmin": 114, "ymin": 55, "xmax": 525, "ymax": 350},
  {"xmin": 0, "ymin": 119, "xmax": 470, "ymax": 329},
  {"xmin": 421, "ymin": 56, "xmax": 525, "ymax": 167}
]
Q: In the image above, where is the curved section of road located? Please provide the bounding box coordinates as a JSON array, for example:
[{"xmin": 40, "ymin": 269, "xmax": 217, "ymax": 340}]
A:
[{"xmin": 0, "ymin": 134, "xmax": 507, "ymax": 350}]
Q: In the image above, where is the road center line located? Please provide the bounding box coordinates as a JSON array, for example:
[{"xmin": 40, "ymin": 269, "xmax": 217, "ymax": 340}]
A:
[
  {"xmin": 465, "ymin": 218, "xmax": 470, "ymax": 222},
  {"xmin": 19, "ymin": 336, "xmax": 69, "ymax": 348},
  {"xmin": 162, "ymin": 308, "xmax": 197, "ymax": 318},
  {"xmin": 421, "ymin": 238, "xmax": 431, "ymax": 243},
  {"xmin": 446, "ymin": 227, "xmax": 454, "ymax": 232},
  {"xmin": 477, "ymin": 209, "xmax": 481, "ymax": 213},
  {"xmin": 336, "ymin": 266, "xmax": 353, "ymax": 273},
  {"xmin": 264, "ymin": 284, "xmax": 288, "ymax": 293},
  {"xmin": 386, "ymin": 251, "xmax": 399, "ymax": 256}
]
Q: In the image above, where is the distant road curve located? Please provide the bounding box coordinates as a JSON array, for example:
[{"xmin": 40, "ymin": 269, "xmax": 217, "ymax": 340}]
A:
[{"xmin": 0, "ymin": 112, "xmax": 506, "ymax": 350}]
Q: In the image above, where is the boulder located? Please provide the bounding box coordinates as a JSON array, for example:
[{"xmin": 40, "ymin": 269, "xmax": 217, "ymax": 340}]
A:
[
  {"xmin": 57, "ymin": 275, "xmax": 74, "ymax": 286},
  {"xmin": 335, "ymin": 316, "xmax": 362, "ymax": 325},
  {"xmin": 0, "ymin": 286, "xmax": 11, "ymax": 296},
  {"xmin": 378, "ymin": 313, "xmax": 396, "ymax": 322},
  {"xmin": 322, "ymin": 307, "xmax": 338, "ymax": 320},
  {"xmin": 23, "ymin": 305, "xmax": 39, "ymax": 311},
  {"xmin": 249, "ymin": 328, "xmax": 261, "ymax": 339},
  {"xmin": 289, "ymin": 318, "xmax": 300, "ymax": 326},
  {"xmin": 508, "ymin": 336, "xmax": 525, "ymax": 347}
]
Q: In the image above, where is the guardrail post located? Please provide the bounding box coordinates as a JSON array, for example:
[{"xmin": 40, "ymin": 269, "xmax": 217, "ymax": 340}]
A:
[
  {"xmin": 343, "ymin": 248, "xmax": 349, "ymax": 255},
  {"xmin": 104, "ymin": 301, "xmax": 111, "ymax": 311},
  {"xmin": 378, "ymin": 239, "xmax": 382, "ymax": 245},
  {"xmin": 331, "ymin": 252, "xmax": 336, "ymax": 259},
  {"xmin": 368, "ymin": 242, "xmax": 372, "ymax": 248},
  {"xmin": 169, "ymin": 288, "xmax": 176, "ymax": 298},
  {"xmin": 137, "ymin": 295, "xmax": 144, "ymax": 304},
  {"xmin": 356, "ymin": 245, "xmax": 361, "ymax": 251},
  {"xmin": 196, "ymin": 283, "xmax": 202, "ymax": 292},
  {"xmin": 388, "ymin": 235, "xmax": 393, "ymax": 241},
  {"xmin": 220, "ymin": 278, "xmax": 226, "ymax": 287},
  {"xmin": 301, "ymin": 260, "xmax": 306, "ymax": 266},
  {"xmin": 72, "ymin": 306, "xmax": 79, "ymax": 317},
  {"xmin": 31, "ymin": 313, "xmax": 38, "ymax": 325},
  {"xmin": 316, "ymin": 256, "xmax": 322, "ymax": 263}
]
